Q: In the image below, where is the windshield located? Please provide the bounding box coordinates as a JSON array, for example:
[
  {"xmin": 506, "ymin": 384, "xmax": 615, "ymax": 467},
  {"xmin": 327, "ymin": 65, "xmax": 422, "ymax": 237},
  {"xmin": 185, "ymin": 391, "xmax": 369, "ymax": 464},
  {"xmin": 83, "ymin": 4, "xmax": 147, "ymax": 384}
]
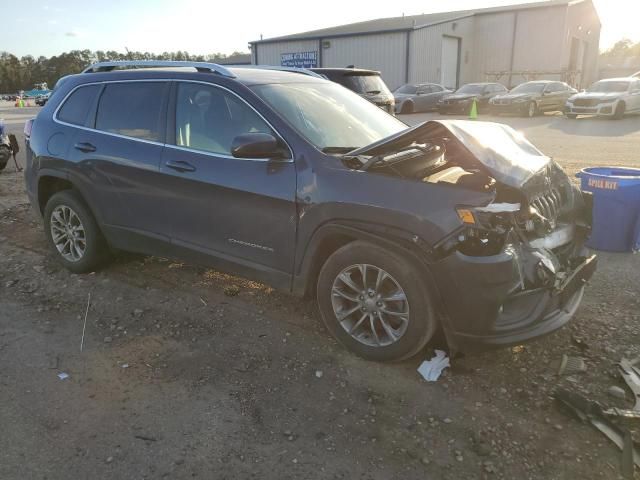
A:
[
  {"xmin": 587, "ymin": 81, "xmax": 630, "ymax": 93},
  {"xmin": 456, "ymin": 84, "xmax": 485, "ymax": 94},
  {"xmin": 338, "ymin": 74, "xmax": 391, "ymax": 95},
  {"xmin": 511, "ymin": 83, "xmax": 546, "ymax": 94},
  {"xmin": 394, "ymin": 84, "xmax": 417, "ymax": 94},
  {"xmin": 251, "ymin": 82, "xmax": 406, "ymax": 151}
]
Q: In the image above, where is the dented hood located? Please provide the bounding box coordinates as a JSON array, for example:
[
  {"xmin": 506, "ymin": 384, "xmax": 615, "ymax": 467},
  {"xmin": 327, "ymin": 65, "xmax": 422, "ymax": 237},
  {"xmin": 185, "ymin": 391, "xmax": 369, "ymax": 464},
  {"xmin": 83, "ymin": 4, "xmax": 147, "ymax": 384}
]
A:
[{"xmin": 348, "ymin": 120, "xmax": 551, "ymax": 188}]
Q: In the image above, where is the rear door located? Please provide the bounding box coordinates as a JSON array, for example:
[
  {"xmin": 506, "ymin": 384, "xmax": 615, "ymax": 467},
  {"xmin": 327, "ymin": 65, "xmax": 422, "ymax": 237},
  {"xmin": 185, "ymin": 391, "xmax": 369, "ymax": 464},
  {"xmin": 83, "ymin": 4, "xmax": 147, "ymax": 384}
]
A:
[
  {"xmin": 160, "ymin": 81, "xmax": 297, "ymax": 285},
  {"xmin": 66, "ymin": 80, "xmax": 172, "ymax": 252}
]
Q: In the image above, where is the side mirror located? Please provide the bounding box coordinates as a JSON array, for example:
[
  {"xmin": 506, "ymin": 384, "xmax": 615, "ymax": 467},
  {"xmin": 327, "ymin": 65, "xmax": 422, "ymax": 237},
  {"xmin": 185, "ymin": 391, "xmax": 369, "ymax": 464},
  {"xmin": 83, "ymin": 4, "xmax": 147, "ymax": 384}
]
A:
[{"xmin": 231, "ymin": 133, "xmax": 287, "ymax": 160}]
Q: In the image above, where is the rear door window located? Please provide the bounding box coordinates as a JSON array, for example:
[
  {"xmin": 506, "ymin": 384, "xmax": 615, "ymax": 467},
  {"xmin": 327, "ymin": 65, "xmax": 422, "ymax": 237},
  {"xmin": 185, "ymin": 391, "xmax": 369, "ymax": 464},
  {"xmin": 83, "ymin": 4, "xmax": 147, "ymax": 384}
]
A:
[
  {"xmin": 95, "ymin": 82, "xmax": 168, "ymax": 141},
  {"xmin": 56, "ymin": 84, "xmax": 100, "ymax": 126}
]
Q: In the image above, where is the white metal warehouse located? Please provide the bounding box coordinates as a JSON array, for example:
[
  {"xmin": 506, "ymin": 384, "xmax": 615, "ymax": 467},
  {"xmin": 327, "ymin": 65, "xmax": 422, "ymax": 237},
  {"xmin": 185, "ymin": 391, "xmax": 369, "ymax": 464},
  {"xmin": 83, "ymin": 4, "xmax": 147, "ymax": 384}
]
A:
[{"xmin": 249, "ymin": 0, "xmax": 600, "ymax": 90}]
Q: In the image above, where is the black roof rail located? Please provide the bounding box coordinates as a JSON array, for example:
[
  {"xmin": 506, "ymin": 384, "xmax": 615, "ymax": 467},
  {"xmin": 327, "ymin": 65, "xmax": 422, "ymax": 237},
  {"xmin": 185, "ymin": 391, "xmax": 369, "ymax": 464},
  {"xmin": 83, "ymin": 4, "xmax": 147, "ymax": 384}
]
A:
[{"xmin": 82, "ymin": 60, "xmax": 235, "ymax": 78}]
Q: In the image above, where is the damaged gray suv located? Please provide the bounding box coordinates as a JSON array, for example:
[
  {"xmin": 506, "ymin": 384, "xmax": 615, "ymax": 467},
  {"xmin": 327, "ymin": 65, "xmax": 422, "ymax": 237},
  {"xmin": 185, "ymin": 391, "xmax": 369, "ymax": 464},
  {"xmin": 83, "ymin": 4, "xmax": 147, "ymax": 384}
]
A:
[{"xmin": 24, "ymin": 61, "xmax": 596, "ymax": 362}]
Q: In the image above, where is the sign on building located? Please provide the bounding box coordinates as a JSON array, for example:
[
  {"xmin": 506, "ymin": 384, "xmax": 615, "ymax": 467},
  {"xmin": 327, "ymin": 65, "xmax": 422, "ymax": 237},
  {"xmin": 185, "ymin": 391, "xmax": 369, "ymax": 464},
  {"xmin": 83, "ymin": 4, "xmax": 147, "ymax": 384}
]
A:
[{"xmin": 281, "ymin": 51, "xmax": 318, "ymax": 68}]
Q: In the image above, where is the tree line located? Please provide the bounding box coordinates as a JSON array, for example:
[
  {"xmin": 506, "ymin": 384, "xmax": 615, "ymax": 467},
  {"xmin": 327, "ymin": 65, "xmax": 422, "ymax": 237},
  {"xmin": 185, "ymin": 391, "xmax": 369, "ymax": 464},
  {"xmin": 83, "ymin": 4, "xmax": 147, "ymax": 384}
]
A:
[
  {"xmin": 0, "ymin": 50, "xmax": 249, "ymax": 93},
  {"xmin": 599, "ymin": 39, "xmax": 640, "ymax": 65}
]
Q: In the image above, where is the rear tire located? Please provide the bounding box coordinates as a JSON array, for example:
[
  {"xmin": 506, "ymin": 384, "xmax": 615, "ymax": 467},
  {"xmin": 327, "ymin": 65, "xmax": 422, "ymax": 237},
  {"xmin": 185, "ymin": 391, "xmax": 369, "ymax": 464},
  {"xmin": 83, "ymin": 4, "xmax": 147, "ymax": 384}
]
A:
[
  {"xmin": 316, "ymin": 241, "xmax": 438, "ymax": 362},
  {"xmin": 44, "ymin": 190, "xmax": 111, "ymax": 273},
  {"xmin": 613, "ymin": 102, "xmax": 625, "ymax": 120}
]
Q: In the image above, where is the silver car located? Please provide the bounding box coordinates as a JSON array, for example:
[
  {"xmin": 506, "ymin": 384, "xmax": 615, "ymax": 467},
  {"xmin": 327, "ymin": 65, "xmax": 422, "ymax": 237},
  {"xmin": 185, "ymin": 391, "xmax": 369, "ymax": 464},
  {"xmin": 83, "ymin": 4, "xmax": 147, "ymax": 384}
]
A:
[
  {"xmin": 565, "ymin": 77, "xmax": 640, "ymax": 119},
  {"xmin": 394, "ymin": 83, "xmax": 451, "ymax": 114}
]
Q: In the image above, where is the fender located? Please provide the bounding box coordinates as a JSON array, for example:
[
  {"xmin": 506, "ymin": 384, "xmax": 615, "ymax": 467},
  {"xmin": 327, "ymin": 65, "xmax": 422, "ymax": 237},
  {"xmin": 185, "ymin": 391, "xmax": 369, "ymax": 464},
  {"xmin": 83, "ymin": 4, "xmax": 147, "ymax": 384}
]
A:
[
  {"xmin": 292, "ymin": 220, "xmax": 461, "ymax": 349},
  {"xmin": 36, "ymin": 168, "xmax": 105, "ymax": 225},
  {"xmin": 293, "ymin": 220, "xmax": 438, "ymax": 295}
]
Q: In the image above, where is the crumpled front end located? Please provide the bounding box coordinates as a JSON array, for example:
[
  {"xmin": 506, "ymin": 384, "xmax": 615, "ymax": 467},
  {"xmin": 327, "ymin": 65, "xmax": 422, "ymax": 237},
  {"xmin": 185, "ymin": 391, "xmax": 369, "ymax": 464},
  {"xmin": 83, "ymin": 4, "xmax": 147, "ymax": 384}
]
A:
[
  {"xmin": 343, "ymin": 120, "xmax": 597, "ymax": 352},
  {"xmin": 430, "ymin": 163, "xmax": 597, "ymax": 352}
]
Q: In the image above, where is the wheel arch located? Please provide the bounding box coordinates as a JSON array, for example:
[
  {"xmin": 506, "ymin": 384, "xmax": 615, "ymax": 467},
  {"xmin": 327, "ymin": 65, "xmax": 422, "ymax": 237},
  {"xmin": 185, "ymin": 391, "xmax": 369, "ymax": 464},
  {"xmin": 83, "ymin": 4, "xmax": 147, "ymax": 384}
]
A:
[
  {"xmin": 292, "ymin": 221, "xmax": 442, "ymax": 303},
  {"xmin": 37, "ymin": 171, "xmax": 103, "ymax": 225},
  {"xmin": 37, "ymin": 172, "xmax": 73, "ymax": 214}
]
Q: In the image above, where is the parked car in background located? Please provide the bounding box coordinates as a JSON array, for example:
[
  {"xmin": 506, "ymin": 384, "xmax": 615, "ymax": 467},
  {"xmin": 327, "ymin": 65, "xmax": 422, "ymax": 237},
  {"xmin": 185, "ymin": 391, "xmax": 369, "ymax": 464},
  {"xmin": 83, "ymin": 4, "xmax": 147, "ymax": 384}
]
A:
[
  {"xmin": 565, "ymin": 77, "xmax": 640, "ymax": 119},
  {"xmin": 310, "ymin": 68, "xmax": 395, "ymax": 114},
  {"xmin": 35, "ymin": 93, "xmax": 51, "ymax": 106},
  {"xmin": 489, "ymin": 81, "xmax": 576, "ymax": 117},
  {"xmin": 24, "ymin": 61, "xmax": 596, "ymax": 362},
  {"xmin": 393, "ymin": 83, "xmax": 451, "ymax": 114},
  {"xmin": 437, "ymin": 83, "xmax": 507, "ymax": 114}
]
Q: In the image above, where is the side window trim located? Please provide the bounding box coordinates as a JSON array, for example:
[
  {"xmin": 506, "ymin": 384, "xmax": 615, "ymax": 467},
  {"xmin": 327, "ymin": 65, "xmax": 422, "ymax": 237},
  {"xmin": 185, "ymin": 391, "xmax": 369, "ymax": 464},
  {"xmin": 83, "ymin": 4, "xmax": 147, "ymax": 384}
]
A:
[
  {"xmin": 86, "ymin": 83, "xmax": 105, "ymax": 129},
  {"xmin": 165, "ymin": 81, "xmax": 177, "ymax": 147},
  {"xmin": 53, "ymin": 79, "xmax": 293, "ymax": 160},
  {"xmin": 54, "ymin": 84, "xmax": 101, "ymax": 127},
  {"xmin": 169, "ymin": 80, "xmax": 292, "ymax": 161}
]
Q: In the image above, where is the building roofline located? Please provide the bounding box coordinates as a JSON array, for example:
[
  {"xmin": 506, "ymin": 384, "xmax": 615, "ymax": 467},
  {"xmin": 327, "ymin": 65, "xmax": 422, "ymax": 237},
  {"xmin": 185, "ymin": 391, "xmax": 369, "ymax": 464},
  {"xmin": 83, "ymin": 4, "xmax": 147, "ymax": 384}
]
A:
[
  {"xmin": 250, "ymin": 0, "xmax": 592, "ymax": 45},
  {"xmin": 250, "ymin": 27, "xmax": 413, "ymax": 45}
]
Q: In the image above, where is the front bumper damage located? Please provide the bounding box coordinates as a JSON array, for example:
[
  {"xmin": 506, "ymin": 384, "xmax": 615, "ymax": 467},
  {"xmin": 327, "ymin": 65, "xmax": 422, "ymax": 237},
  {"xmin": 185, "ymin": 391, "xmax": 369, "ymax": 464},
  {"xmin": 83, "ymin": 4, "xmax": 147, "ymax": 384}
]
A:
[
  {"xmin": 345, "ymin": 120, "xmax": 598, "ymax": 353},
  {"xmin": 432, "ymin": 247, "xmax": 596, "ymax": 352}
]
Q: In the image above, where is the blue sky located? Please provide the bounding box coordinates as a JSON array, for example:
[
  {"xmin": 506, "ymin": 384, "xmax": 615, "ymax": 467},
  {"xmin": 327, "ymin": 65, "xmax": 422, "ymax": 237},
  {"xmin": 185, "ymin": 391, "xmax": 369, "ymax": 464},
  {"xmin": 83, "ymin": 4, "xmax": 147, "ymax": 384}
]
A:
[{"xmin": 1, "ymin": 0, "xmax": 637, "ymax": 57}]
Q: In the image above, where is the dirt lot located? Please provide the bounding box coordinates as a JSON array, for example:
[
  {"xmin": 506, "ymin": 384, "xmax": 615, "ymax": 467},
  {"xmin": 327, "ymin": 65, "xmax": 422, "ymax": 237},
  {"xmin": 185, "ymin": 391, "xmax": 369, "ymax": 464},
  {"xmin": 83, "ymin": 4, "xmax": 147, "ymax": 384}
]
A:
[{"xmin": 1, "ymin": 102, "xmax": 639, "ymax": 479}]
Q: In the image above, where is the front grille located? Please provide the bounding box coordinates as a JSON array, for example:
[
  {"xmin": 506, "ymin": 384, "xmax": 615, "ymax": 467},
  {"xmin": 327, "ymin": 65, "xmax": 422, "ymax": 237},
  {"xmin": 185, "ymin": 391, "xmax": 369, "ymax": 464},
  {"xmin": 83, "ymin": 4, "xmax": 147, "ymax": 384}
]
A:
[
  {"xmin": 531, "ymin": 188, "xmax": 564, "ymax": 226},
  {"xmin": 573, "ymin": 98, "xmax": 601, "ymax": 107}
]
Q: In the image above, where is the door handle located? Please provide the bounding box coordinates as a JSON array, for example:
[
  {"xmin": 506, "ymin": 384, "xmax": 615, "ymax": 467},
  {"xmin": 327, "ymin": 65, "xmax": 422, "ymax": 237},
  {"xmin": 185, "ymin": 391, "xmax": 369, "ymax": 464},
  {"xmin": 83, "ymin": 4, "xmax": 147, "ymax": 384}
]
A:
[
  {"xmin": 165, "ymin": 160, "xmax": 196, "ymax": 173},
  {"xmin": 74, "ymin": 142, "xmax": 96, "ymax": 153}
]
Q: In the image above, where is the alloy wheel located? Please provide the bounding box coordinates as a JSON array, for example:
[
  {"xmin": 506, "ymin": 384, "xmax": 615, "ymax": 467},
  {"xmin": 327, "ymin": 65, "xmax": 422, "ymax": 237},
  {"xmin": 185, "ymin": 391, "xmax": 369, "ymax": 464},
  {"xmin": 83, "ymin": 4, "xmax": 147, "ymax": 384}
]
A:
[
  {"xmin": 330, "ymin": 264, "xmax": 410, "ymax": 347},
  {"xmin": 50, "ymin": 205, "xmax": 86, "ymax": 262}
]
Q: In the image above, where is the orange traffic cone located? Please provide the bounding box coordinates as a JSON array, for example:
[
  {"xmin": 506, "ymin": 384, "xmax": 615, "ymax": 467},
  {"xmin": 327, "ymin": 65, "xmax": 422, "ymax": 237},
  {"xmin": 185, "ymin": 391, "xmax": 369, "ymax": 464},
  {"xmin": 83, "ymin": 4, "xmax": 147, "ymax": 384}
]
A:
[{"xmin": 469, "ymin": 98, "xmax": 478, "ymax": 120}]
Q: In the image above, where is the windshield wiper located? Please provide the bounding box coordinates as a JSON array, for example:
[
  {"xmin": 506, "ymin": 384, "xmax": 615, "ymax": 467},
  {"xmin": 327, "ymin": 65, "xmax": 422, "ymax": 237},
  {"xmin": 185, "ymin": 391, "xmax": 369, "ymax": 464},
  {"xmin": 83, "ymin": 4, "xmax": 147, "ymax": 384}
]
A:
[
  {"xmin": 322, "ymin": 146, "xmax": 358, "ymax": 154},
  {"xmin": 366, "ymin": 90, "xmax": 381, "ymax": 95}
]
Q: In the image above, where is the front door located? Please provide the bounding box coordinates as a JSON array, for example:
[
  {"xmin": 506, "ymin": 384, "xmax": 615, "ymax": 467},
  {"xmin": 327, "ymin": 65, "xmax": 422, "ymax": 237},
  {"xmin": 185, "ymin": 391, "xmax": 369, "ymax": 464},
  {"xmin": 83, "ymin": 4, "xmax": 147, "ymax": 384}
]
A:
[
  {"xmin": 441, "ymin": 36, "xmax": 460, "ymax": 90},
  {"xmin": 160, "ymin": 81, "xmax": 297, "ymax": 287}
]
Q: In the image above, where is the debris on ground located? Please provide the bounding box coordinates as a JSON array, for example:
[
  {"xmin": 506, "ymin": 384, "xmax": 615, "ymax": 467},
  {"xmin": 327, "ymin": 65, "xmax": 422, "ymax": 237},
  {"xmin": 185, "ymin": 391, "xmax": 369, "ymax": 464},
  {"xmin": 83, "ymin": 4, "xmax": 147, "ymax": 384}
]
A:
[
  {"xmin": 57, "ymin": 372, "xmax": 69, "ymax": 380},
  {"xmin": 618, "ymin": 358, "xmax": 640, "ymax": 410},
  {"xmin": 417, "ymin": 350, "xmax": 450, "ymax": 381},
  {"xmin": 557, "ymin": 354, "xmax": 587, "ymax": 375},
  {"xmin": 608, "ymin": 385, "xmax": 627, "ymax": 399},
  {"xmin": 555, "ymin": 356, "xmax": 640, "ymax": 478},
  {"xmin": 555, "ymin": 388, "xmax": 640, "ymax": 474}
]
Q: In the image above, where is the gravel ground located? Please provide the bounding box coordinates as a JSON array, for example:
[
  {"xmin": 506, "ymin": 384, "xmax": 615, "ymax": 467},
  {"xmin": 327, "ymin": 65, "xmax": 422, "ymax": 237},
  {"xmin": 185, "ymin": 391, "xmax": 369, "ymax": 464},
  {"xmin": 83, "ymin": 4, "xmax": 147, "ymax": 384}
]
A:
[{"xmin": 1, "ymin": 102, "xmax": 639, "ymax": 479}]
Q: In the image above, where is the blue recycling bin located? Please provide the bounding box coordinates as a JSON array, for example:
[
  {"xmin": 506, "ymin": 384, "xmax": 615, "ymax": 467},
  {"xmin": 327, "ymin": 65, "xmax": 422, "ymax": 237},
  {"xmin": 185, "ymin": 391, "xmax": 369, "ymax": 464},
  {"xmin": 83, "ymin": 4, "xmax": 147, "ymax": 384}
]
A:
[{"xmin": 576, "ymin": 167, "xmax": 640, "ymax": 252}]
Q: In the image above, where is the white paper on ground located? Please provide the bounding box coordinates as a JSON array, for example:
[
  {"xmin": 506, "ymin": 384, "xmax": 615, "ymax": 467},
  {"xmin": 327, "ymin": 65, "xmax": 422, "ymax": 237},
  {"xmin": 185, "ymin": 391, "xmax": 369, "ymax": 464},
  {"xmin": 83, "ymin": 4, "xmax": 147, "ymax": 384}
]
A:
[{"xmin": 417, "ymin": 350, "xmax": 450, "ymax": 381}]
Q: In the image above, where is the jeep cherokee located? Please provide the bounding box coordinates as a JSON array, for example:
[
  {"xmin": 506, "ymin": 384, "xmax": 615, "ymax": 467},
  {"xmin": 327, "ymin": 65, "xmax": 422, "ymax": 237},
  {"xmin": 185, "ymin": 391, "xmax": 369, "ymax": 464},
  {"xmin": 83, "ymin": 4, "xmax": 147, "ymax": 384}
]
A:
[{"xmin": 24, "ymin": 61, "xmax": 596, "ymax": 362}]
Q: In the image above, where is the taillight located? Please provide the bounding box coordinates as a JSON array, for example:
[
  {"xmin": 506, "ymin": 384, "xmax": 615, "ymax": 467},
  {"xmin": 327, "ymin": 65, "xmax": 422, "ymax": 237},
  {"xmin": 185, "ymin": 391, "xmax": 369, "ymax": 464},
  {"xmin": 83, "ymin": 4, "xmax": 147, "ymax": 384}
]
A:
[{"xmin": 24, "ymin": 118, "xmax": 34, "ymax": 139}]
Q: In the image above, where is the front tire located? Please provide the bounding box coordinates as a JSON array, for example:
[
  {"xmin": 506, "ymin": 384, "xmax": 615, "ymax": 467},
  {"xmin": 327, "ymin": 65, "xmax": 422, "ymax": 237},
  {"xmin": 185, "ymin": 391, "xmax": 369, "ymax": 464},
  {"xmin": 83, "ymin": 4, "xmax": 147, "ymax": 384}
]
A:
[
  {"xmin": 613, "ymin": 102, "xmax": 625, "ymax": 120},
  {"xmin": 44, "ymin": 190, "xmax": 110, "ymax": 273},
  {"xmin": 316, "ymin": 241, "xmax": 438, "ymax": 362},
  {"xmin": 401, "ymin": 102, "xmax": 414, "ymax": 114},
  {"xmin": 526, "ymin": 101, "xmax": 537, "ymax": 118}
]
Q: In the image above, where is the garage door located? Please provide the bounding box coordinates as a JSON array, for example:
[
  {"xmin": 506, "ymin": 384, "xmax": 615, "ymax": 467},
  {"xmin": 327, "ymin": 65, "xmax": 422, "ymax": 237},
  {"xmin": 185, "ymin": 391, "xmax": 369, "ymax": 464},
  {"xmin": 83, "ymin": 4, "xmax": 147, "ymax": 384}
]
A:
[{"xmin": 441, "ymin": 36, "xmax": 460, "ymax": 90}]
